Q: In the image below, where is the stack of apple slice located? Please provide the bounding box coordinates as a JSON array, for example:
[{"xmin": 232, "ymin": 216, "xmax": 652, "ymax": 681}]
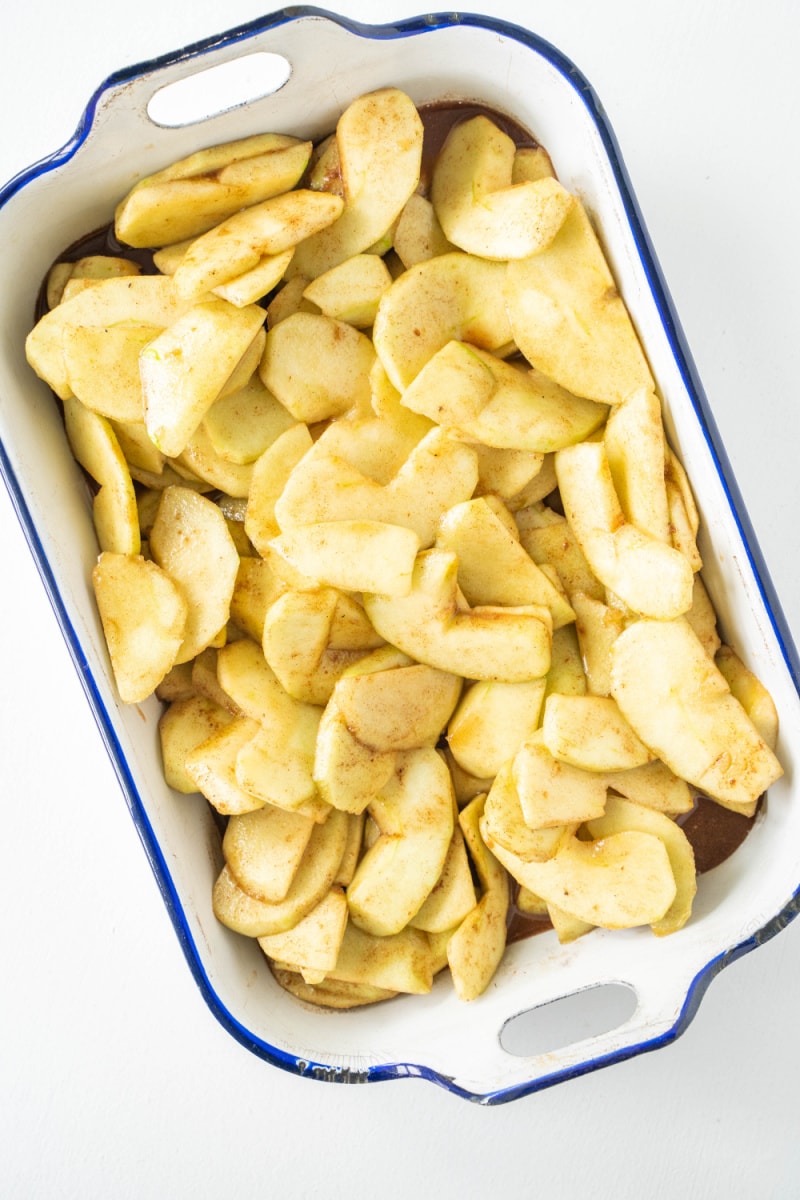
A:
[{"xmin": 25, "ymin": 86, "xmax": 783, "ymax": 1008}]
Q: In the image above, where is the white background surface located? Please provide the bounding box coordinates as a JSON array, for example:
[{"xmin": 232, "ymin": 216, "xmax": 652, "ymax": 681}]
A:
[{"xmin": 1, "ymin": 2, "xmax": 799, "ymax": 1197}]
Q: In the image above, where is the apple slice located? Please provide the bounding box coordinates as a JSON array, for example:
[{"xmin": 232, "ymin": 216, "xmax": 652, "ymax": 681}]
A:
[
  {"xmin": 715, "ymin": 644, "xmax": 779, "ymax": 750},
  {"xmin": 393, "ymin": 193, "xmax": 454, "ymax": 268},
  {"xmin": 202, "ymin": 373, "xmax": 296, "ymax": 467},
  {"xmin": 258, "ymin": 887, "xmax": 349, "ymax": 983},
  {"xmin": 363, "ymin": 549, "xmax": 552, "ymax": 682},
  {"xmin": 604, "ymin": 759, "xmax": 694, "ymax": 815},
  {"xmin": 447, "ymin": 676, "xmax": 547, "ymax": 779},
  {"xmin": 319, "ymin": 921, "xmax": 435, "ymax": 996},
  {"xmin": 483, "ymin": 759, "xmax": 576, "ymax": 861},
  {"xmin": 484, "ymin": 825, "xmax": 676, "ymax": 930},
  {"xmin": 141, "ymin": 299, "xmax": 266, "ymax": 456},
  {"xmin": 212, "ymin": 809, "xmax": 350, "ymax": 937},
  {"xmin": 158, "ymin": 694, "xmax": 234, "ymax": 793},
  {"xmin": 400, "ymin": 340, "xmax": 607, "ymax": 451},
  {"xmin": 92, "ymin": 552, "xmax": 187, "ymax": 703},
  {"xmin": 541, "ymin": 692, "xmax": 654, "ymax": 772},
  {"xmin": 176, "ymin": 423, "xmax": 254, "ymax": 499},
  {"xmin": 372, "ymin": 252, "xmax": 513, "ymax": 391},
  {"xmin": 259, "ymin": 311, "xmax": 375, "ymax": 424},
  {"xmin": 269, "ymin": 967, "xmax": 395, "ymax": 1009},
  {"xmin": 235, "ymin": 708, "xmax": 327, "ymax": 820},
  {"xmin": 584, "ymin": 794, "xmax": 696, "ymax": 936},
  {"xmin": 262, "ymin": 588, "xmax": 372, "ymax": 706},
  {"xmin": 62, "ymin": 321, "xmax": 161, "ymax": 422},
  {"xmin": 172, "ymin": 190, "xmax": 344, "ymax": 300},
  {"xmin": 437, "ymin": 497, "xmax": 575, "ymax": 628},
  {"xmin": 184, "ymin": 715, "xmax": 267, "ymax": 816},
  {"xmin": 63, "ymin": 398, "xmax": 140, "ymax": 555},
  {"xmin": 47, "ymin": 254, "xmax": 140, "ymax": 308},
  {"xmin": 290, "ymin": 88, "xmax": 423, "ymax": 279},
  {"xmin": 431, "ymin": 114, "xmax": 574, "ymax": 259},
  {"xmin": 274, "ymin": 425, "xmax": 479, "ymax": 549},
  {"xmin": 302, "ymin": 253, "xmax": 393, "ymax": 328},
  {"xmin": 313, "ymin": 702, "xmax": 396, "ymax": 815},
  {"xmin": 346, "ymin": 747, "xmax": 455, "ymax": 937},
  {"xmin": 269, "ymin": 520, "xmax": 420, "ymax": 598},
  {"xmin": 409, "ymin": 828, "xmax": 477, "ymax": 934},
  {"xmin": 512, "ymin": 730, "xmax": 609, "ymax": 830},
  {"xmin": 115, "ymin": 132, "xmax": 312, "ymax": 247},
  {"xmin": 571, "ymin": 591, "xmax": 627, "ymax": 697},
  {"xmin": 610, "ymin": 617, "xmax": 783, "ymax": 814},
  {"xmin": 555, "ymin": 440, "xmax": 694, "ymax": 619},
  {"xmin": 223, "ymin": 804, "xmax": 316, "ymax": 903},
  {"xmin": 333, "ymin": 662, "xmax": 461, "ymax": 752},
  {"xmin": 542, "ymin": 629, "xmax": 586, "ymax": 705},
  {"xmin": 512, "ymin": 144, "xmax": 555, "ymax": 183},
  {"xmin": 27, "ymin": 274, "xmax": 186, "ymax": 401},
  {"xmin": 244, "ymin": 424, "xmax": 314, "ymax": 555},
  {"xmin": 505, "ymin": 200, "xmax": 654, "ymax": 405},
  {"xmin": 604, "ymin": 387, "xmax": 671, "ymax": 543},
  {"xmin": 447, "ymin": 794, "xmax": 509, "ymax": 1002},
  {"xmin": 149, "ymin": 486, "xmax": 239, "ymax": 664}
]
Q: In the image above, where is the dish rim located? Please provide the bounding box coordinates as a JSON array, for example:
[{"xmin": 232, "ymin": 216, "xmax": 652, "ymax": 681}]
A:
[{"xmin": 1, "ymin": 5, "xmax": 799, "ymax": 1104}]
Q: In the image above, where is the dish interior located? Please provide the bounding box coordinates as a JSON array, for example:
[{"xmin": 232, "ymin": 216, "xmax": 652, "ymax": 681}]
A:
[{"xmin": 1, "ymin": 10, "xmax": 798, "ymax": 1101}]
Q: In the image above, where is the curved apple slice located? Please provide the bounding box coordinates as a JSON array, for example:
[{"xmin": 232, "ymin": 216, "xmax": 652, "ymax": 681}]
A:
[
  {"xmin": 258, "ymin": 886, "xmax": 349, "ymax": 983},
  {"xmin": 555, "ymin": 440, "xmax": 694, "ymax": 619},
  {"xmin": 610, "ymin": 617, "xmax": 783, "ymax": 814},
  {"xmin": 512, "ymin": 730, "xmax": 608, "ymax": 829},
  {"xmin": 274, "ymin": 425, "xmax": 478, "ymax": 548},
  {"xmin": 262, "ymin": 587, "xmax": 374, "ymax": 706},
  {"xmin": 259, "ymin": 311, "xmax": 375, "ymax": 424},
  {"xmin": 400, "ymin": 340, "xmax": 606, "ymax": 451},
  {"xmin": 437, "ymin": 497, "xmax": 575, "ymax": 628},
  {"xmin": 141, "ymin": 299, "xmax": 266, "ymax": 457},
  {"xmin": 269, "ymin": 520, "xmax": 420, "ymax": 598},
  {"xmin": 63, "ymin": 398, "xmax": 140, "ymax": 555},
  {"xmin": 173, "ymin": 190, "xmax": 343, "ymax": 300},
  {"xmin": 27, "ymin": 275, "xmax": 186, "ymax": 401},
  {"xmin": 447, "ymin": 676, "xmax": 547, "ymax": 779},
  {"xmin": 313, "ymin": 702, "xmax": 396, "ymax": 815},
  {"xmin": 149, "ymin": 486, "xmax": 239, "ymax": 664},
  {"xmin": 372, "ymin": 252, "xmax": 513, "ymax": 391},
  {"xmin": 541, "ymin": 693, "xmax": 654, "ymax": 772},
  {"xmin": 318, "ymin": 921, "xmax": 435, "ymax": 996},
  {"xmin": 92, "ymin": 552, "xmax": 187, "ymax": 703},
  {"xmin": 482, "ymin": 759, "xmax": 576, "ymax": 862},
  {"xmin": 447, "ymin": 793, "xmax": 509, "ymax": 1002},
  {"xmin": 409, "ymin": 828, "xmax": 476, "ymax": 935},
  {"xmin": 115, "ymin": 133, "xmax": 312, "ymax": 247},
  {"xmin": 363, "ymin": 549, "xmax": 552, "ymax": 682},
  {"xmin": 715, "ymin": 644, "xmax": 779, "ymax": 750},
  {"xmin": 333, "ymin": 662, "xmax": 461, "ymax": 752},
  {"xmin": 212, "ymin": 809, "xmax": 350, "ymax": 937},
  {"xmin": 484, "ymin": 825, "xmax": 676, "ymax": 930},
  {"xmin": 505, "ymin": 200, "xmax": 654, "ymax": 405},
  {"xmin": 290, "ymin": 88, "xmax": 423, "ymax": 279},
  {"xmin": 223, "ymin": 805, "xmax": 316, "ymax": 903},
  {"xmin": 431, "ymin": 114, "xmax": 574, "ymax": 259},
  {"xmin": 584, "ymin": 795, "xmax": 696, "ymax": 936},
  {"xmin": 347, "ymin": 748, "xmax": 455, "ymax": 937}
]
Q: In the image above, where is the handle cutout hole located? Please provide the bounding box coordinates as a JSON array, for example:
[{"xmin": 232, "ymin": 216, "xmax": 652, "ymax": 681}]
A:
[
  {"xmin": 147, "ymin": 53, "xmax": 292, "ymax": 128},
  {"xmin": 500, "ymin": 983, "xmax": 638, "ymax": 1058}
]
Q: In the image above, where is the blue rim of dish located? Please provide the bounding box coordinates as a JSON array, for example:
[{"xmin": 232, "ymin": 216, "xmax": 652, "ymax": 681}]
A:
[{"xmin": 2, "ymin": 7, "xmax": 799, "ymax": 1105}]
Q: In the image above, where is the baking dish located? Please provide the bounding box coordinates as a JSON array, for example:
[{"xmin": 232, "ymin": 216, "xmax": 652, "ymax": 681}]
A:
[{"xmin": 1, "ymin": 7, "xmax": 798, "ymax": 1104}]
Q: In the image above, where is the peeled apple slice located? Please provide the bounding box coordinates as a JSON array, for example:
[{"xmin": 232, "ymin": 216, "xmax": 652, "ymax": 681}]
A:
[{"xmin": 610, "ymin": 617, "xmax": 783, "ymax": 814}]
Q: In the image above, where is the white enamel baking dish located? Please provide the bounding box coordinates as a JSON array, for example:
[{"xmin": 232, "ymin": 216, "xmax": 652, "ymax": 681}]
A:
[{"xmin": 1, "ymin": 7, "xmax": 798, "ymax": 1104}]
